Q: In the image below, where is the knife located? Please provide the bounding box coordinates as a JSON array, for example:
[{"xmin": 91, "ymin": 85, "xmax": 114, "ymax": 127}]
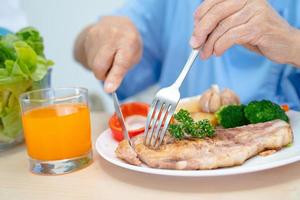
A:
[{"xmin": 112, "ymin": 92, "xmax": 132, "ymax": 146}]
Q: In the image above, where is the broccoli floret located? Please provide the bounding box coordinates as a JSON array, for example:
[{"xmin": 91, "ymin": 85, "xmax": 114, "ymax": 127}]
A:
[
  {"xmin": 244, "ymin": 100, "xmax": 289, "ymax": 124},
  {"xmin": 215, "ymin": 105, "xmax": 249, "ymax": 128}
]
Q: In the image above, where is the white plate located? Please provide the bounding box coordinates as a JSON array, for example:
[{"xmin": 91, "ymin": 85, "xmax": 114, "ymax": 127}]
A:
[{"xmin": 96, "ymin": 111, "xmax": 300, "ymax": 177}]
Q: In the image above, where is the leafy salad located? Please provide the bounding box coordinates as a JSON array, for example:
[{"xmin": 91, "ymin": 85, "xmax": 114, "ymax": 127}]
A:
[{"xmin": 0, "ymin": 27, "xmax": 53, "ymax": 142}]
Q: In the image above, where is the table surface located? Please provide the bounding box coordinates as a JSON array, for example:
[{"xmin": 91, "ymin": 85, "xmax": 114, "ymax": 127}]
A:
[{"xmin": 1, "ymin": 112, "xmax": 300, "ymax": 200}]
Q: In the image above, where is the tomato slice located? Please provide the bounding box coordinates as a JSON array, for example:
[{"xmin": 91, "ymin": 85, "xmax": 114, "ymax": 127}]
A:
[
  {"xmin": 109, "ymin": 102, "xmax": 149, "ymax": 141},
  {"xmin": 281, "ymin": 104, "xmax": 289, "ymax": 112}
]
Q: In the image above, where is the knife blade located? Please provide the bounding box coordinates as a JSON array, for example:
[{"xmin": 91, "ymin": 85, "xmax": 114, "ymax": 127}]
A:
[{"xmin": 112, "ymin": 92, "xmax": 132, "ymax": 146}]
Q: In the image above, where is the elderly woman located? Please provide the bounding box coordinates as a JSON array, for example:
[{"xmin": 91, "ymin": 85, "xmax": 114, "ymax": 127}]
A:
[{"xmin": 74, "ymin": 0, "xmax": 300, "ymax": 110}]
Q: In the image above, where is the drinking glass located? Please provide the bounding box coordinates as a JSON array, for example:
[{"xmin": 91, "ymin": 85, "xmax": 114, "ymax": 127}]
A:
[{"xmin": 19, "ymin": 87, "xmax": 92, "ymax": 175}]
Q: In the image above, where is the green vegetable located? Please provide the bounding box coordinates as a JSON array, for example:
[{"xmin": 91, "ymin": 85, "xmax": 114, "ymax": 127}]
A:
[
  {"xmin": 0, "ymin": 27, "xmax": 53, "ymax": 142},
  {"xmin": 16, "ymin": 27, "xmax": 45, "ymax": 57},
  {"xmin": 168, "ymin": 109, "xmax": 215, "ymax": 140},
  {"xmin": 215, "ymin": 105, "xmax": 249, "ymax": 128},
  {"xmin": 244, "ymin": 100, "xmax": 289, "ymax": 124}
]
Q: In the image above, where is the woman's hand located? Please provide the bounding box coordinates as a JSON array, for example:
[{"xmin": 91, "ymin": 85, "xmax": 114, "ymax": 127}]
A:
[
  {"xmin": 74, "ymin": 16, "xmax": 142, "ymax": 93},
  {"xmin": 190, "ymin": 0, "xmax": 300, "ymax": 66}
]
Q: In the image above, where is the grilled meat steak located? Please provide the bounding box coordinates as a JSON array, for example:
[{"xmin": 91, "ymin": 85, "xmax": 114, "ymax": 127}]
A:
[
  {"xmin": 115, "ymin": 120, "xmax": 293, "ymax": 170},
  {"xmin": 115, "ymin": 139, "xmax": 141, "ymax": 166}
]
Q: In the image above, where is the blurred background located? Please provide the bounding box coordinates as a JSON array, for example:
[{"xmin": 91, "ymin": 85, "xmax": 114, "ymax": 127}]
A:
[{"xmin": 19, "ymin": 0, "xmax": 145, "ymax": 112}]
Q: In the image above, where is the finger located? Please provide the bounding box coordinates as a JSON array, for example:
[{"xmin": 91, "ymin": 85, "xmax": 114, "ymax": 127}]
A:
[
  {"xmin": 190, "ymin": 0, "xmax": 247, "ymax": 49},
  {"xmin": 194, "ymin": 0, "xmax": 225, "ymax": 21},
  {"xmin": 85, "ymin": 43, "xmax": 99, "ymax": 70},
  {"xmin": 84, "ymin": 26, "xmax": 103, "ymax": 69},
  {"xmin": 243, "ymin": 44, "xmax": 262, "ymax": 55},
  {"xmin": 202, "ymin": 4, "xmax": 254, "ymax": 59},
  {"xmin": 104, "ymin": 48, "xmax": 137, "ymax": 93},
  {"xmin": 213, "ymin": 22, "xmax": 257, "ymax": 56},
  {"xmin": 91, "ymin": 46, "xmax": 116, "ymax": 80}
]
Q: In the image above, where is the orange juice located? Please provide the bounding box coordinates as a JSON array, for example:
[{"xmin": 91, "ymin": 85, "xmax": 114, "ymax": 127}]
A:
[{"xmin": 22, "ymin": 103, "xmax": 91, "ymax": 161}]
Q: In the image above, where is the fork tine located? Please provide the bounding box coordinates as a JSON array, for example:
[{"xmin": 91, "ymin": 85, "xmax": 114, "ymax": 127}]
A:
[
  {"xmin": 148, "ymin": 102, "xmax": 166, "ymax": 147},
  {"xmin": 143, "ymin": 99, "xmax": 160, "ymax": 145},
  {"xmin": 146, "ymin": 101, "xmax": 164, "ymax": 146},
  {"xmin": 143, "ymin": 99, "xmax": 158, "ymax": 136},
  {"xmin": 145, "ymin": 101, "xmax": 163, "ymax": 146},
  {"xmin": 154, "ymin": 106, "xmax": 175, "ymax": 149},
  {"xmin": 151, "ymin": 104, "xmax": 171, "ymax": 147}
]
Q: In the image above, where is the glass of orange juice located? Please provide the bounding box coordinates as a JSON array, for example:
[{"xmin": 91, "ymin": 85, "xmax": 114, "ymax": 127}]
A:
[{"xmin": 19, "ymin": 87, "xmax": 92, "ymax": 175}]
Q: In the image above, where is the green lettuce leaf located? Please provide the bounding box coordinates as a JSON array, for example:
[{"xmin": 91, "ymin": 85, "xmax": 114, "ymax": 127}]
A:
[
  {"xmin": 0, "ymin": 34, "xmax": 18, "ymax": 68},
  {"xmin": 0, "ymin": 27, "xmax": 54, "ymax": 142},
  {"xmin": 0, "ymin": 41, "xmax": 53, "ymax": 83},
  {"xmin": 32, "ymin": 56, "xmax": 54, "ymax": 81},
  {"xmin": 16, "ymin": 27, "xmax": 45, "ymax": 57},
  {"xmin": 0, "ymin": 94, "xmax": 22, "ymax": 139},
  {"xmin": 0, "ymin": 80, "xmax": 32, "ymax": 142}
]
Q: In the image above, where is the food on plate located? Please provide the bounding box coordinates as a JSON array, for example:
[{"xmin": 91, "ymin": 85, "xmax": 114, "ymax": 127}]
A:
[
  {"xmin": 176, "ymin": 96, "xmax": 217, "ymax": 126},
  {"xmin": 125, "ymin": 115, "xmax": 147, "ymax": 131},
  {"xmin": 199, "ymin": 85, "xmax": 240, "ymax": 113},
  {"xmin": 112, "ymin": 86, "xmax": 293, "ymax": 170},
  {"xmin": 176, "ymin": 84, "xmax": 240, "ymax": 127},
  {"xmin": 244, "ymin": 100, "xmax": 289, "ymax": 124},
  {"xmin": 116, "ymin": 119, "xmax": 292, "ymax": 170},
  {"xmin": 176, "ymin": 97, "xmax": 218, "ymax": 125},
  {"xmin": 0, "ymin": 27, "xmax": 53, "ymax": 143},
  {"xmin": 216, "ymin": 105, "xmax": 249, "ymax": 128},
  {"xmin": 216, "ymin": 100, "xmax": 289, "ymax": 128},
  {"xmin": 176, "ymin": 95, "xmax": 200, "ymax": 113},
  {"xmin": 259, "ymin": 150, "xmax": 277, "ymax": 157},
  {"xmin": 281, "ymin": 104, "xmax": 289, "ymax": 112},
  {"xmin": 109, "ymin": 102, "xmax": 149, "ymax": 141},
  {"xmin": 168, "ymin": 109, "xmax": 215, "ymax": 140},
  {"xmin": 115, "ymin": 138, "xmax": 141, "ymax": 166},
  {"xmin": 220, "ymin": 88, "xmax": 240, "ymax": 106},
  {"xmin": 190, "ymin": 112, "xmax": 218, "ymax": 126}
]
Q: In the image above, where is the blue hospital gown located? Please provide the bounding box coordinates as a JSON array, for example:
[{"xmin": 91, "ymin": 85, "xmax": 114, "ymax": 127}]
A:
[{"xmin": 114, "ymin": 0, "xmax": 300, "ymax": 110}]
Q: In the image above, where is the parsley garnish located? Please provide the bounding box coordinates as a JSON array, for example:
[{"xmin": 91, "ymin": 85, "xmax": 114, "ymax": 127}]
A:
[{"xmin": 168, "ymin": 109, "xmax": 215, "ymax": 140}]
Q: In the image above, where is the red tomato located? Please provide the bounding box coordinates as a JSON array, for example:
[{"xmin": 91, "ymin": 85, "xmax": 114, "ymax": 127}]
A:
[
  {"xmin": 281, "ymin": 104, "xmax": 289, "ymax": 112},
  {"xmin": 108, "ymin": 102, "xmax": 149, "ymax": 141}
]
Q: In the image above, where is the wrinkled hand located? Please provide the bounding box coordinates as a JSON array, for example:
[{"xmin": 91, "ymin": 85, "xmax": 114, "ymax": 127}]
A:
[
  {"xmin": 190, "ymin": 0, "xmax": 300, "ymax": 65},
  {"xmin": 80, "ymin": 16, "xmax": 142, "ymax": 93}
]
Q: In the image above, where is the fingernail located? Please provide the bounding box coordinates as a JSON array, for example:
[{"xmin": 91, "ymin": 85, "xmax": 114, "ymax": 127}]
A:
[
  {"xmin": 189, "ymin": 36, "xmax": 199, "ymax": 48},
  {"xmin": 104, "ymin": 81, "xmax": 114, "ymax": 93}
]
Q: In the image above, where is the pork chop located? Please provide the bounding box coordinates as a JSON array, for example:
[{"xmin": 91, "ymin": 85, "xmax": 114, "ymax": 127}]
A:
[{"xmin": 115, "ymin": 120, "xmax": 293, "ymax": 170}]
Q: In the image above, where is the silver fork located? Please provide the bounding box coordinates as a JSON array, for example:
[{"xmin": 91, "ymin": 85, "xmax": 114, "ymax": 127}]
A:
[{"xmin": 144, "ymin": 49, "xmax": 199, "ymax": 148}]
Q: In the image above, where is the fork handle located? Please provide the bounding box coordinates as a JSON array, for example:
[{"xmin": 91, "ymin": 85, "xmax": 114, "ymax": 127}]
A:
[{"xmin": 172, "ymin": 49, "xmax": 199, "ymax": 89}]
